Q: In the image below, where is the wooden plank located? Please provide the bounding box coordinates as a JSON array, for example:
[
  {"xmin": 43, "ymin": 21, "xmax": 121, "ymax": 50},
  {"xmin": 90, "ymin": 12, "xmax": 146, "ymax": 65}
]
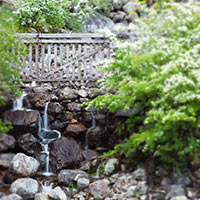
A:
[
  {"xmin": 28, "ymin": 44, "xmax": 32, "ymax": 76},
  {"xmin": 35, "ymin": 45, "xmax": 39, "ymax": 78},
  {"xmin": 47, "ymin": 44, "xmax": 51, "ymax": 73},
  {"xmin": 89, "ymin": 44, "xmax": 93, "ymax": 79},
  {"xmin": 41, "ymin": 44, "xmax": 45, "ymax": 76},
  {"xmin": 60, "ymin": 44, "xmax": 64, "ymax": 79},
  {"xmin": 83, "ymin": 44, "xmax": 87, "ymax": 80},
  {"xmin": 72, "ymin": 44, "xmax": 76, "ymax": 80},
  {"xmin": 17, "ymin": 33, "xmax": 107, "ymax": 38},
  {"xmin": 23, "ymin": 39, "xmax": 109, "ymax": 44},
  {"xmin": 66, "ymin": 44, "xmax": 69, "ymax": 79},
  {"xmin": 78, "ymin": 44, "xmax": 81, "ymax": 80}
]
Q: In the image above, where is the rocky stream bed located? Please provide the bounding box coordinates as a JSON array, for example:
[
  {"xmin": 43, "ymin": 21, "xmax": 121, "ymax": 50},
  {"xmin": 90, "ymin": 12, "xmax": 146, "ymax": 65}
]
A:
[{"xmin": 0, "ymin": 83, "xmax": 200, "ymax": 200}]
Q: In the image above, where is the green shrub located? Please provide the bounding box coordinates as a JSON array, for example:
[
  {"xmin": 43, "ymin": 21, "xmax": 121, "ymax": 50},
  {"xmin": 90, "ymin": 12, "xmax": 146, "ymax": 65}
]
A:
[
  {"xmin": 0, "ymin": 7, "xmax": 26, "ymax": 133},
  {"xmin": 84, "ymin": 1, "xmax": 200, "ymax": 167},
  {"xmin": 13, "ymin": 0, "xmax": 111, "ymax": 33}
]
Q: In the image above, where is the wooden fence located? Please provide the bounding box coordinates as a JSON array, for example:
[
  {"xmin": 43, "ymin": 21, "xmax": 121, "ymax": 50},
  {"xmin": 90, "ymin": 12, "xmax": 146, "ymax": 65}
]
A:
[{"xmin": 18, "ymin": 33, "xmax": 111, "ymax": 82}]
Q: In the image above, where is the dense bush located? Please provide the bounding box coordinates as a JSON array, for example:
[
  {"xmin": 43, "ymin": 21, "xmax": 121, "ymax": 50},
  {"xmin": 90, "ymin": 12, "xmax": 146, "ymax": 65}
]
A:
[
  {"xmin": 14, "ymin": 0, "xmax": 110, "ymax": 32},
  {"xmin": 85, "ymin": 1, "xmax": 200, "ymax": 167},
  {"xmin": 0, "ymin": 7, "xmax": 25, "ymax": 133}
]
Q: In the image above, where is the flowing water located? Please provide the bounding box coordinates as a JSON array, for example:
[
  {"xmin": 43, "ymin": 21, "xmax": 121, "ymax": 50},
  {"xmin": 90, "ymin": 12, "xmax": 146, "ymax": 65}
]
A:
[
  {"xmin": 38, "ymin": 102, "xmax": 61, "ymax": 176},
  {"xmin": 13, "ymin": 91, "xmax": 27, "ymax": 110},
  {"xmin": 85, "ymin": 111, "xmax": 96, "ymax": 150}
]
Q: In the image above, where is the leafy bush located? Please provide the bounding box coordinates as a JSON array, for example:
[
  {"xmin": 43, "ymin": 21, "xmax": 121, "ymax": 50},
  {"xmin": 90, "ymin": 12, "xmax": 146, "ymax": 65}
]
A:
[
  {"xmin": 0, "ymin": 7, "xmax": 25, "ymax": 133},
  {"xmin": 85, "ymin": 1, "xmax": 200, "ymax": 167},
  {"xmin": 14, "ymin": 0, "xmax": 111, "ymax": 33}
]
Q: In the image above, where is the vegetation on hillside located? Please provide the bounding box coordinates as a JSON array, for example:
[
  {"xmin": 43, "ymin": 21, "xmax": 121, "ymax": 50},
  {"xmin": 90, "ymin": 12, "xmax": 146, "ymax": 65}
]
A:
[
  {"xmin": 14, "ymin": 0, "xmax": 110, "ymax": 32},
  {"xmin": 84, "ymin": 0, "xmax": 200, "ymax": 167},
  {"xmin": 0, "ymin": 7, "xmax": 25, "ymax": 133}
]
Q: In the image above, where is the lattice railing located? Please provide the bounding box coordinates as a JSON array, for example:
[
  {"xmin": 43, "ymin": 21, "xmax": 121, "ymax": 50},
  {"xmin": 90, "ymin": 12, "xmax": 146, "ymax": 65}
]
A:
[{"xmin": 17, "ymin": 33, "xmax": 111, "ymax": 82}]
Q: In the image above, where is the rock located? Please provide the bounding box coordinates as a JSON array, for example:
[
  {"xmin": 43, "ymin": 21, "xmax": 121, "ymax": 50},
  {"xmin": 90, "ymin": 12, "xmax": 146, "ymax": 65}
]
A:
[
  {"xmin": 82, "ymin": 13, "xmax": 114, "ymax": 32},
  {"xmin": 113, "ymin": 11, "xmax": 126, "ymax": 23},
  {"xmin": 126, "ymin": 183, "xmax": 148, "ymax": 196},
  {"xmin": 78, "ymin": 90, "xmax": 88, "ymax": 98},
  {"xmin": 166, "ymin": 185, "xmax": 186, "ymax": 200},
  {"xmin": 67, "ymin": 103, "xmax": 81, "ymax": 112},
  {"xmin": 123, "ymin": 1, "xmax": 139, "ymax": 14},
  {"xmin": 33, "ymin": 87, "xmax": 50, "ymax": 94},
  {"xmin": 132, "ymin": 168, "xmax": 147, "ymax": 181},
  {"xmin": 51, "ymin": 137, "xmax": 82, "ymax": 170},
  {"xmin": 59, "ymin": 87, "xmax": 77, "ymax": 100},
  {"xmin": 11, "ymin": 153, "xmax": 40, "ymax": 176},
  {"xmin": 61, "ymin": 111, "xmax": 74, "ymax": 122},
  {"xmin": 34, "ymin": 193, "xmax": 49, "ymax": 200},
  {"xmin": 0, "ymin": 153, "xmax": 15, "ymax": 169},
  {"xmin": 82, "ymin": 149, "xmax": 99, "ymax": 161},
  {"xmin": 3, "ymin": 110, "xmax": 39, "ymax": 134},
  {"xmin": 17, "ymin": 133, "xmax": 38, "ymax": 155},
  {"xmin": 0, "ymin": 133, "xmax": 16, "ymax": 152},
  {"xmin": 89, "ymin": 180, "xmax": 111, "ymax": 199},
  {"xmin": 88, "ymin": 88, "xmax": 99, "ymax": 98},
  {"xmin": 49, "ymin": 187, "xmax": 68, "ymax": 200},
  {"xmin": 176, "ymin": 175, "xmax": 191, "ymax": 186},
  {"xmin": 58, "ymin": 169, "xmax": 89, "ymax": 184},
  {"xmin": 161, "ymin": 177, "xmax": 173, "ymax": 187},
  {"xmin": 155, "ymin": 167, "xmax": 168, "ymax": 177},
  {"xmin": 193, "ymin": 168, "xmax": 200, "ymax": 179},
  {"xmin": 10, "ymin": 178, "xmax": 39, "ymax": 199},
  {"xmin": 171, "ymin": 196, "xmax": 188, "ymax": 200},
  {"xmin": 48, "ymin": 102, "xmax": 64, "ymax": 114},
  {"xmin": 77, "ymin": 177, "xmax": 90, "ymax": 189},
  {"xmin": 104, "ymin": 158, "xmax": 119, "ymax": 175},
  {"xmin": 64, "ymin": 123, "xmax": 87, "ymax": 136},
  {"xmin": 1, "ymin": 193, "xmax": 23, "ymax": 200},
  {"xmin": 88, "ymin": 126, "xmax": 105, "ymax": 148},
  {"xmin": 113, "ymin": 0, "xmax": 123, "ymax": 10}
]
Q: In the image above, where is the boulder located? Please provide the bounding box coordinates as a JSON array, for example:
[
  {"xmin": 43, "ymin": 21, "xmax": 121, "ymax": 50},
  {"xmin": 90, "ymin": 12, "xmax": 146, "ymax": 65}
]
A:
[
  {"xmin": 34, "ymin": 193, "xmax": 49, "ymax": 200},
  {"xmin": 11, "ymin": 153, "xmax": 40, "ymax": 176},
  {"xmin": 61, "ymin": 111, "xmax": 74, "ymax": 122},
  {"xmin": 89, "ymin": 180, "xmax": 111, "ymax": 199},
  {"xmin": 77, "ymin": 177, "xmax": 90, "ymax": 189},
  {"xmin": 10, "ymin": 178, "xmax": 39, "ymax": 199},
  {"xmin": 132, "ymin": 168, "xmax": 147, "ymax": 181},
  {"xmin": 64, "ymin": 123, "xmax": 87, "ymax": 136},
  {"xmin": 123, "ymin": 1, "xmax": 139, "ymax": 14},
  {"xmin": 77, "ymin": 89, "xmax": 88, "ymax": 98},
  {"xmin": 166, "ymin": 185, "xmax": 186, "ymax": 200},
  {"xmin": 17, "ymin": 133, "xmax": 38, "ymax": 155},
  {"xmin": 104, "ymin": 158, "xmax": 119, "ymax": 175},
  {"xmin": 3, "ymin": 110, "xmax": 39, "ymax": 135},
  {"xmin": 87, "ymin": 126, "xmax": 105, "ymax": 148},
  {"xmin": 48, "ymin": 186, "xmax": 68, "ymax": 200},
  {"xmin": 0, "ymin": 153, "xmax": 15, "ymax": 169},
  {"xmin": 48, "ymin": 102, "xmax": 64, "ymax": 114},
  {"xmin": 0, "ymin": 133, "xmax": 16, "ymax": 152},
  {"xmin": 51, "ymin": 137, "xmax": 82, "ymax": 170},
  {"xmin": 1, "ymin": 193, "xmax": 23, "ymax": 200},
  {"xmin": 67, "ymin": 103, "xmax": 81, "ymax": 112},
  {"xmin": 113, "ymin": 0, "xmax": 123, "ymax": 10},
  {"xmin": 171, "ymin": 196, "xmax": 188, "ymax": 200},
  {"xmin": 58, "ymin": 169, "xmax": 89, "ymax": 185},
  {"xmin": 58, "ymin": 87, "xmax": 77, "ymax": 100}
]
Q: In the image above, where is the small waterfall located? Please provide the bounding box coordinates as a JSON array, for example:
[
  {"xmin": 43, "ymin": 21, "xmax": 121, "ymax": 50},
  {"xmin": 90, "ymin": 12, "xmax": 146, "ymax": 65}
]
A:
[
  {"xmin": 38, "ymin": 102, "xmax": 61, "ymax": 176},
  {"xmin": 43, "ymin": 102, "xmax": 49, "ymax": 130},
  {"xmin": 85, "ymin": 110, "xmax": 96, "ymax": 150},
  {"xmin": 41, "ymin": 181, "xmax": 53, "ymax": 195},
  {"xmin": 93, "ymin": 161, "xmax": 103, "ymax": 179},
  {"xmin": 13, "ymin": 91, "xmax": 27, "ymax": 110}
]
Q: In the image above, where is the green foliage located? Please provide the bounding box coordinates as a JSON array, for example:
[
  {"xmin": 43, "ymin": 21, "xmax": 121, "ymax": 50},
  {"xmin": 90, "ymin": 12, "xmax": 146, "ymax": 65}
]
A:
[
  {"xmin": 13, "ymin": 0, "xmax": 111, "ymax": 33},
  {"xmin": 0, "ymin": 7, "xmax": 26, "ymax": 133},
  {"xmin": 84, "ymin": 1, "xmax": 200, "ymax": 167}
]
